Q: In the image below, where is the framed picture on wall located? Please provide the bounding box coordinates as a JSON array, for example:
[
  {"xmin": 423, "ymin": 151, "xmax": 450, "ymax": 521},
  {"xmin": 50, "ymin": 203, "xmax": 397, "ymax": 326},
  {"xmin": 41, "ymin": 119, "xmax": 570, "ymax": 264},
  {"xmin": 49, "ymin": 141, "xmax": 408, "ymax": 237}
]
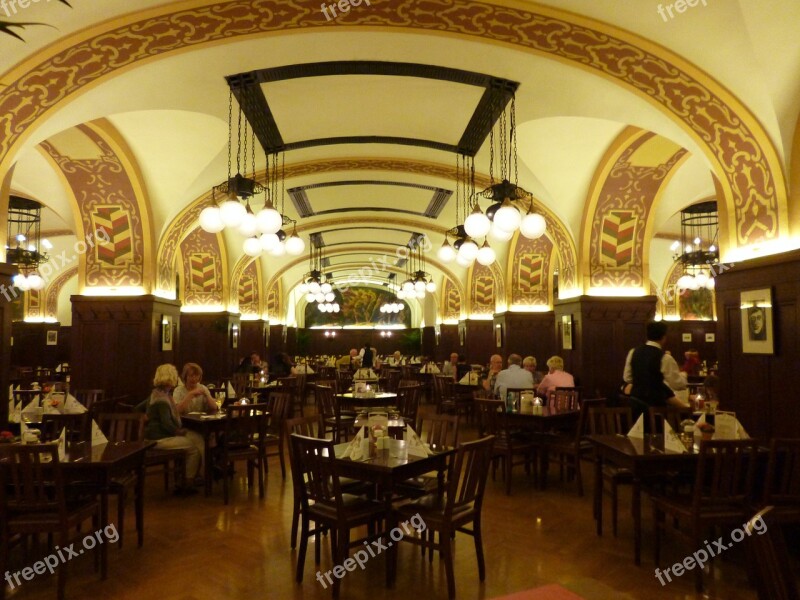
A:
[
  {"xmin": 46, "ymin": 330, "xmax": 58, "ymax": 346},
  {"xmin": 705, "ymin": 333, "xmax": 715, "ymax": 342},
  {"xmin": 740, "ymin": 288, "xmax": 773, "ymax": 354},
  {"xmin": 682, "ymin": 333, "xmax": 692, "ymax": 343},
  {"xmin": 495, "ymin": 324, "xmax": 503, "ymax": 348},
  {"xmin": 161, "ymin": 316, "xmax": 172, "ymax": 351},
  {"xmin": 561, "ymin": 315, "xmax": 573, "ymax": 350}
]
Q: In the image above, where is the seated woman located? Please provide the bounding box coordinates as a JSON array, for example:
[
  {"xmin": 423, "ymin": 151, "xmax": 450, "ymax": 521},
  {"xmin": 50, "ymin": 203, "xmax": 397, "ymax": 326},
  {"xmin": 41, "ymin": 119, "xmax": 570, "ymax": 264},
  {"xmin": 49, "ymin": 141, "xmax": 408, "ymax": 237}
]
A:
[
  {"xmin": 21, "ymin": 382, "xmax": 86, "ymax": 418},
  {"xmin": 173, "ymin": 363, "xmax": 217, "ymax": 415},
  {"xmin": 536, "ymin": 356, "xmax": 575, "ymax": 397},
  {"xmin": 143, "ymin": 364, "xmax": 203, "ymax": 495}
]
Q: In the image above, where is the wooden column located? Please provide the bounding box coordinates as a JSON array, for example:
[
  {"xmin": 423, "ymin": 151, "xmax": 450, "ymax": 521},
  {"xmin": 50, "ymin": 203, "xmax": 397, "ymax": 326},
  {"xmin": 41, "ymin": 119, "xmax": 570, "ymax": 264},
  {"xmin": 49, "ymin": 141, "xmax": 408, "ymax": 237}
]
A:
[
  {"xmin": 177, "ymin": 312, "xmax": 240, "ymax": 383},
  {"xmin": 463, "ymin": 320, "xmax": 493, "ymax": 366},
  {"xmin": 0, "ymin": 263, "xmax": 16, "ymax": 425},
  {"xmin": 493, "ymin": 311, "xmax": 556, "ymax": 367},
  {"xmin": 554, "ymin": 296, "xmax": 656, "ymax": 399},
  {"xmin": 71, "ymin": 295, "xmax": 181, "ymax": 406},
  {"xmin": 240, "ymin": 320, "xmax": 268, "ymax": 360},
  {"xmin": 715, "ymin": 249, "xmax": 800, "ymax": 439}
]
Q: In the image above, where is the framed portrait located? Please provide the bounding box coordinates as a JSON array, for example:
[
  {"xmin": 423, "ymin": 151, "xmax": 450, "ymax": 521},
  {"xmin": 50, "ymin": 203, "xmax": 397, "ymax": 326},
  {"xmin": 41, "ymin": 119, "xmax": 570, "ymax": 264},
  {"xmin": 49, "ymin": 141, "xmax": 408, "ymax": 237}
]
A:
[
  {"xmin": 161, "ymin": 316, "xmax": 173, "ymax": 351},
  {"xmin": 495, "ymin": 324, "xmax": 503, "ymax": 348},
  {"xmin": 682, "ymin": 333, "xmax": 692, "ymax": 343},
  {"xmin": 740, "ymin": 288, "xmax": 773, "ymax": 354},
  {"xmin": 561, "ymin": 315, "xmax": 573, "ymax": 350},
  {"xmin": 46, "ymin": 330, "xmax": 58, "ymax": 346}
]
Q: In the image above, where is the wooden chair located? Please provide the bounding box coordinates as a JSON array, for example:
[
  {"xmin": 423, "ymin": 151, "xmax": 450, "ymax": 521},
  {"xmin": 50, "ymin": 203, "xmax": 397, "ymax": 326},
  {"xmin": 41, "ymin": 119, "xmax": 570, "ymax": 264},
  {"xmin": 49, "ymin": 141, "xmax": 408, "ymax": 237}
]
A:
[
  {"xmin": 762, "ymin": 438, "xmax": 800, "ymax": 524},
  {"xmin": 548, "ymin": 387, "xmax": 580, "ymax": 410},
  {"xmin": 432, "ymin": 374, "xmax": 457, "ymax": 414},
  {"xmin": 391, "ymin": 436, "xmax": 495, "ymax": 599},
  {"xmin": 744, "ymin": 506, "xmax": 800, "ymax": 600},
  {"xmin": 474, "ymin": 399, "xmax": 536, "ymax": 495},
  {"xmin": 395, "ymin": 384, "xmax": 421, "ymax": 428},
  {"xmin": 315, "ymin": 384, "xmax": 354, "ymax": 443},
  {"xmin": 651, "ymin": 439, "xmax": 761, "ymax": 591},
  {"xmin": 0, "ymin": 444, "xmax": 101, "ymax": 600},
  {"xmin": 263, "ymin": 391, "xmax": 291, "ymax": 479},
  {"xmin": 276, "ymin": 376, "xmax": 301, "ymax": 417},
  {"xmin": 394, "ymin": 414, "xmax": 460, "ymax": 500},
  {"xmin": 588, "ymin": 406, "xmax": 633, "ymax": 536},
  {"xmin": 41, "ymin": 412, "xmax": 91, "ymax": 443},
  {"xmin": 285, "ymin": 415, "xmax": 324, "ymax": 551},
  {"xmin": 289, "ymin": 434, "xmax": 385, "ymax": 598},
  {"xmin": 537, "ymin": 398, "xmax": 606, "ymax": 496},
  {"xmin": 74, "ymin": 389, "xmax": 104, "ymax": 411},
  {"xmin": 97, "ymin": 413, "xmax": 147, "ymax": 548},
  {"xmin": 648, "ymin": 405, "xmax": 693, "ymax": 434},
  {"xmin": 219, "ymin": 403, "xmax": 269, "ymax": 504}
]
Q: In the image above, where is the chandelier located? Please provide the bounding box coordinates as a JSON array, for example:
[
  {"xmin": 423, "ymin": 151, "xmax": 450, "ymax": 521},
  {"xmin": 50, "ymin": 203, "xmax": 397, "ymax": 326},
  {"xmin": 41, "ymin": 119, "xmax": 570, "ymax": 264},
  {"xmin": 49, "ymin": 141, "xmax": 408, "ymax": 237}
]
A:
[
  {"xmin": 198, "ymin": 91, "xmax": 304, "ymax": 257},
  {"xmin": 439, "ymin": 94, "xmax": 546, "ymax": 267},
  {"xmin": 671, "ymin": 200, "xmax": 718, "ymax": 291},
  {"xmin": 380, "ymin": 274, "xmax": 405, "ymax": 314},
  {"xmin": 399, "ymin": 239, "xmax": 436, "ymax": 300},
  {"xmin": 299, "ymin": 241, "xmax": 339, "ymax": 313},
  {"xmin": 7, "ymin": 196, "xmax": 49, "ymax": 291}
]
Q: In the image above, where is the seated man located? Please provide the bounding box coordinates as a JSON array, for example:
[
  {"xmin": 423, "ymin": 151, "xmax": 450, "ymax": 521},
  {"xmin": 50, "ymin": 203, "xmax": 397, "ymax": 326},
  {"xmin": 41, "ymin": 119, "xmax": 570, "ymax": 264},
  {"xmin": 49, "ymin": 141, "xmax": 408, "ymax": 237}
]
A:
[
  {"xmin": 482, "ymin": 354, "xmax": 504, "ymax": 392},
  {"xmin": 522, "ymin": 355, "xmax": 544, "ymax": 385},
  {"xmin": 441, "ymin": 352, "xmax": 459, "ymax": 379},
  {"xmin": 386, "ymin": 350, "xmax": 403, "ymax": 366},
  {"xmin": 335, "ymin": 349, "xmax": 358, "ymax": 370},
  {"xmin": 493, "ymin": 354, "xmax": 534, "ymax": 399}
]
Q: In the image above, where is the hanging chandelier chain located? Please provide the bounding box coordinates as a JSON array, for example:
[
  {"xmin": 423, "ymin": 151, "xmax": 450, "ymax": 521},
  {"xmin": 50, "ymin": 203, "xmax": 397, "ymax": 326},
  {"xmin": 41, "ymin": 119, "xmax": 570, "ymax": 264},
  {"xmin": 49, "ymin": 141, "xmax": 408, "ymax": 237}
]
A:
[
  {"xmin": 227, "ymin": 91, "xmax": 233, "ymax": 180},
  {"xmin": 235, "ymin": 96, "xmax": 244, "ymax": 175},
  {"xmin": 488, "ymin": 126, "xmax": 495, "ymax": 185},
  {"xmin": 498, "ymin": 105, "xmax": 508, "ymax": 182},
  {"xmin": 511, "ymin": 95, "xmax": 518, "ymax": 187}
]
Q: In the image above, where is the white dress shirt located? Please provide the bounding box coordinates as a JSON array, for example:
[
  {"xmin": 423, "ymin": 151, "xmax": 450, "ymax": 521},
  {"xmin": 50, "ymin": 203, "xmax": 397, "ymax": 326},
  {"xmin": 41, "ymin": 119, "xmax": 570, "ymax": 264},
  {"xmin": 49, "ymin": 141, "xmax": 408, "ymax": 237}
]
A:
[
  {"xmin": 494, "ymin": 364, "xmax": 535, "ymax": 398},
  {"xmin": 623, "ymin": 341, "xmax": 687, "ymax": 392}
]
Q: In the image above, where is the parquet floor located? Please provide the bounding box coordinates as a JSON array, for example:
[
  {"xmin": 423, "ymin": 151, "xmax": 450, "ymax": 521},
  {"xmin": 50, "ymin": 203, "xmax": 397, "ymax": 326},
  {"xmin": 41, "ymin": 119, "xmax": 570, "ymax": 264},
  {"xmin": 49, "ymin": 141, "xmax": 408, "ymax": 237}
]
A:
[{"xmin": 5, "ymin": 406, "xmax": 762, "ymax": 600}]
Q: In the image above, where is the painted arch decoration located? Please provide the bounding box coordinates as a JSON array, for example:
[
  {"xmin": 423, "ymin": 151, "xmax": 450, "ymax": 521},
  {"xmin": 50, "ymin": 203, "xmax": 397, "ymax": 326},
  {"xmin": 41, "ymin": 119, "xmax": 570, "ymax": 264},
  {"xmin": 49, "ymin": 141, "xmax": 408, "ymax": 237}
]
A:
[
  {"xmin": 441, "ymin": 278, "xmax": 461, "ymax": 322},
  {"xmin": 45, "ymin": 267, "xmax": 79, "ymax": 320},
  {"xmin": 467, "ymin": 262, "xmax": 496, "ymax": 317},
  {"xmin": 179, "ymin": 228, "xmax": 225, "ymax": 308},
  {"xmin": 237, "ymin": 260, "xmax": 261, "ymax": 317},
  {"xmin": 508, "ymin": 232, "xmax": 554, "ymax": 308},
  {"xmin": 266, "ymin": 280, "xmax": 282, "ymax": 322}
]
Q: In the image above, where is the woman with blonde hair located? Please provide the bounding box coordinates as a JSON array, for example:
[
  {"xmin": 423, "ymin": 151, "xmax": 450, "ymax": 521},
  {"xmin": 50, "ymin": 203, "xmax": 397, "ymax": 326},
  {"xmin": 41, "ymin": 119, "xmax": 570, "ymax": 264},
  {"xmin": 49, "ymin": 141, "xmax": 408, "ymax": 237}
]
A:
[
  {"xmin": 536, "ymin": 355, "xmax": 575, "ymax": 397},
  {"xmin": 142, "ymin": 364, "xmax": 203, "ymax": 495},
  {"xmin": 173, "ymin": 362, "xmax": 217, "ymax": 415}
]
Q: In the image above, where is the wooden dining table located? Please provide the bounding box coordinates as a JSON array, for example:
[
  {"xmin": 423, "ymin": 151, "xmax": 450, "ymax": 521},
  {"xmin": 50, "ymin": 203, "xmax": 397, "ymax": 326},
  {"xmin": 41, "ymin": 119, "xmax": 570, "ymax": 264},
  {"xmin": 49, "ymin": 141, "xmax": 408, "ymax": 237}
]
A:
[
  {"xmin": 587, "ymin": 434, "xmax": 699, "ymax": 565},
  {"xmin": 336, "ymin": 391, "xmax": 398, "ymax": 410},
  {"xmin": 181, "ymin": 412, "xmax": 226, "ymax": 496}
]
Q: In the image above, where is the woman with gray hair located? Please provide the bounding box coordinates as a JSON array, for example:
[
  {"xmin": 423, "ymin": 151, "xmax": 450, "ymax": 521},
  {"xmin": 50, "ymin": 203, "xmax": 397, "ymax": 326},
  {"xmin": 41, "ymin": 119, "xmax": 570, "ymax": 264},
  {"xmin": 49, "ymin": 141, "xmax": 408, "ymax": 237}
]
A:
[{"xmin": 536, "ymin": 355, "xmax": 575, "ymax": 397}]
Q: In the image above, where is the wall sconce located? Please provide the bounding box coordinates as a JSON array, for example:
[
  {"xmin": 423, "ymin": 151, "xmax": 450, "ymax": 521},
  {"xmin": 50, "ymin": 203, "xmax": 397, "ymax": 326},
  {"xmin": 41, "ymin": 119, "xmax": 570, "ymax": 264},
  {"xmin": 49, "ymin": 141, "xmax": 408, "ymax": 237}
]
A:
[
  {"xmin": 324, "ymin": 330, "xmax": 336, "ymax": 338},
  {"xmin": 380, "ymin": 331, "xmax": 392, "ymax": 338},
  {"xmin": 231, "ymin": 323, "xmax": 239, "ymax": 349},
  {"xmin": 161, "ymin": 315, "xmax": 173, "ymax": 351}
]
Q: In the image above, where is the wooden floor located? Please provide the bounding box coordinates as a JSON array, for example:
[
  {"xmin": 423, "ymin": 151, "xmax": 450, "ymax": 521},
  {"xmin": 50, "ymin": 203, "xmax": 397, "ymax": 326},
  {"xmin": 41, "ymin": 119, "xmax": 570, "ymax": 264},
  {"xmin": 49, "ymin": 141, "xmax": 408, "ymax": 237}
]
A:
[{"xmin": 5, "ymin": 406, "xmax": 761, "ymax": 600}]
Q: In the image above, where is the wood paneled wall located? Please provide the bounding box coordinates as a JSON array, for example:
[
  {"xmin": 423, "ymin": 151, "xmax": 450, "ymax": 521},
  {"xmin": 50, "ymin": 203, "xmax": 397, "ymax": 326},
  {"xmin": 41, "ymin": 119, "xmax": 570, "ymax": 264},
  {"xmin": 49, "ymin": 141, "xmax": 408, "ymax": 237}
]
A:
[
  {"xmin": 493, "ymin": 312, "xmax": 556, "ymax": 369},
  {"xmin": 662, "ymin": 320, "xmax": 717, "ymax": 366},
  {"xmin": 715, "ymin": 250, "xmax": 800, "ymax": 439},
  {"xmin": 11, "ymin": 322, "xmax": 70, "ymax": 369},
  {"xmin": 240, "ymin": 320, "xmax": 268, "ymax": 361},
  {"xmin": 555, "ymin": 296, "xmax": 656, "ymax": 399},
  {"xmin": 70, "ymin": 296, "xmax": 181, "ymax": 405},
  {"xmin": 177, "ymin": 312, "xmax": 240, "ymax": 383},
  {"xmin": 464, "ymin": 320, "xmax": 493, "ymax": 366}
]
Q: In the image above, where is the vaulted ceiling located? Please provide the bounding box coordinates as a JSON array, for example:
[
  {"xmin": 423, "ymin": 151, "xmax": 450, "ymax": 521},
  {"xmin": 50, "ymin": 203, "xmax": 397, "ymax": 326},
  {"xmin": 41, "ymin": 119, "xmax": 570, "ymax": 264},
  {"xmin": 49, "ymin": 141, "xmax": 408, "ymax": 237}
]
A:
[{"xmin": 1, "ymin": 0, "xmax": 799, "ymax": 325}]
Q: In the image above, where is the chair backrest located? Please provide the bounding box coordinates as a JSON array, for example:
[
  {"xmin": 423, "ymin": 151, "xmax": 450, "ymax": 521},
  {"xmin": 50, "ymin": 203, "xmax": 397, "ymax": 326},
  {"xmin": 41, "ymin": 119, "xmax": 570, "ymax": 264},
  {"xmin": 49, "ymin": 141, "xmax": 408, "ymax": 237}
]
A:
[
  {"xmin": 266, "ymin": 392, "xmax": 292, "ymax": 436},
  {"xmin": 549, "ymin": 387, "xmax": 580, "ymax": 411},
  {"xmin": 443, "ymin": 436, "xmax": 495, "ymax": 519},
  {"xmin": 648, "ymin": 405, "xmax": 693, "ymax": 434},
  {"xmin": 289, "ymin": 434, "xmax": 342, "ymax": 510},
  {"xmin": 575, "ymin": 398, "xmax": 607, "ymax": 441},
  {"xmin": 41, "ymin": 412, "xmax": 91, "ymax": 443},
  {"xmin": 763, "ymin": 438, "xmax": 800, "ymax": 508},
  {"xmin": 336, "ymin": 370, "xmax": 353, "ymax": 389},
  {"xmin": 231, "ymin": 373, "xmax": 249, "ymax": 398},
  {"xmin": 74, "ymin": 389, "xmax": 104, "ymax": 410},
  {"xmin": 473, "ymin": 398, "xmax": 504, "ymax": 438},
  {"xmin": 314, "ymin": 384, "xmax": 336, "ymax": 420},
  {"xmin": 745, "ymin": 506, "xmax": 800, "ymax": 600},
  {"xmin": 0, "ymin": 444, "xmax": 65, "ymax": 514},
  {"xmin": 693, "ymin": 439, "xmax": 760, "ymax": 511},
  {"xmin": 223, "ymin": 403, "xmax": 269, "ymax": 451},
  {"xmin": 396, "ymin": 385, "xmax": 421, "ymax": 425},
  {"xmin": 385, "ymin": 369, "xmax": 402, "ymax": 392},
  {"xmin": 285, "ymin": 414, "xmax": 324, "ymax": 440},
  {"xmin": 417, "ymin": 414, "xmax": 459, "ymax": 449},
  {"xmin": 588, "ymin": 406, "xmax": 633, "ymax": 435},
  {"xmin": 99, "ymin": 412, "xmax": 145, "ymax": 442},
  {"xmin": 315, "ymin": 379, "xmax": 337, "ymax": 394}
]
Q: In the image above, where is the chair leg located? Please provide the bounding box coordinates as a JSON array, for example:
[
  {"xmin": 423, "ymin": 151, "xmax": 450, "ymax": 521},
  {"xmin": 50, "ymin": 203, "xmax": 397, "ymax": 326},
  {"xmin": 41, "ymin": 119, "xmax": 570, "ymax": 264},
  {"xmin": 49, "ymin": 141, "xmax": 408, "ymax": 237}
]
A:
[
  {"xmin": 611, "ymin": 482, "xmax": 618, "ymax": 537},
  {"xmin": 505, "ymin": 452, "xmax": 512, "ymax": 496},
  {"xmin": 278, "ymin": 441, "xmax": 286, "ymax": 480},
  {"xmin": 296, "ymin": 516, "xmax": 311, "ymax": 582},
  {"xmin": 653, "ymin": 504, "xmax": 662, "ymax": 565},
  {"xmin": 440, "ymin": 526, "xmax": 456, "ymax": 599},
  {"xmin": 291, "ymin": 498, "xmax": 300, "ymax": 549},
  {"xmin": 474, "ymin": 517, "xmax": 486, "ymax": 581},
  {"xmin": 574, "ymin": 455, "xmax": 584, "ymax": 497}
]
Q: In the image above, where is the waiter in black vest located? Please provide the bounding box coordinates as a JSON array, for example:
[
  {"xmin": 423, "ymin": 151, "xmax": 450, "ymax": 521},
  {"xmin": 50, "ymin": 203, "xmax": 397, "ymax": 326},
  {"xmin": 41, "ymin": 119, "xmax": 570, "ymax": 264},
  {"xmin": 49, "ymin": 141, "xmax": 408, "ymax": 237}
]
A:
[
  {"xmin": 622, "ymin": 321, "xmax": 688, "ymax": 419},
  {"xmin": 359, "ymin": 341, "xmax": 375, "ymax": 369}
]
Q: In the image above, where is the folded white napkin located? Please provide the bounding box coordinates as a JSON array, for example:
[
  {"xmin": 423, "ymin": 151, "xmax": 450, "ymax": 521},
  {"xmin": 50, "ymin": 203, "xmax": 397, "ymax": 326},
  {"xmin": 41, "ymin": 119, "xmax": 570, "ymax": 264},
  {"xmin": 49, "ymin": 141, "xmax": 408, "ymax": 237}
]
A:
[
  {"xmin": 421, "ymin": 363, "xmax": 440, "ymax": 374},
  {"xmin": 91, "ymin": 419, "xmax": 108, "ymax": 446},
  {"xmin": 403, "ymin": 425, "xmax": 433, "ymax": 457},
  {"xmin": 663, "ymin": 421, "xmax": 687, "ymax": 453},
  {"xmin": 227, "ymin": 381, "xmax": 236, "ymax": 397},
  {"xmin": 342, "ymin": 427, "xmax": 367, "ymax": 460},
  {"xmin": 696, "ymin": 412, "xmax": 748, "ymax": 439},
  {"xmin": 58, "ymin": 427, "xmax": 66, "ymax": 461},
  {"xmin": 627, "ymin": 414, "xmax": 644, "ymax": 439}
]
